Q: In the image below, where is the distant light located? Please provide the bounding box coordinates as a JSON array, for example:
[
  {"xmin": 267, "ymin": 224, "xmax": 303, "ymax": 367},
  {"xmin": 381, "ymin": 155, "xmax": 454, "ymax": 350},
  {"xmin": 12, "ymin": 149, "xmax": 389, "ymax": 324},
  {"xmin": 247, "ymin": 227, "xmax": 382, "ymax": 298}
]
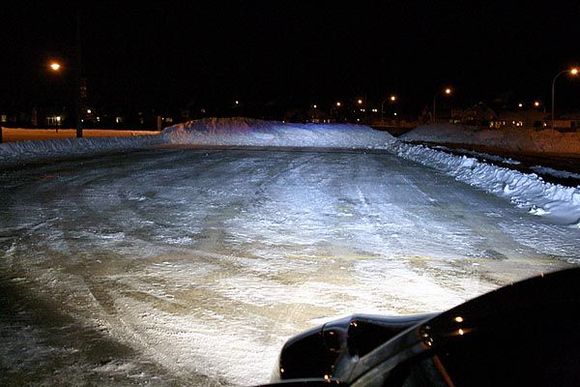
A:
[
  {"xmin": 56, "ymin": 116, "xmax": 61, "ymax": 122},
  {"xmin": 86, "ymin": 109, "xmax": 92, "ymax": 114},
  {"xmin": 454, "ymin": 316, "xmax": 464, "ymax": 323},
  {"xmin": 356, "ymin": 118, "xmax": 360, "ymax": 122},
  {"xmin": 444, "ymin": 88, "xmax": 452, "ymax": 95},
  {"xmin": 394, "ymin": 112, "xmax": 398, "ymax": 116},
  {"xmin": 518, "ymin": 103, "xmax": 523, "ymax": 108},
  {"xmin": 458, "ymin": 328, "xmax": 465, "ymax": 336},
  {"xmin": 49, "ymin": 62, "xmax": 61, "ymax": 71},
  {"xmin": 533, "ymin": 101, "xmax": 540, "ymax": 107},
  {"xmin": 571, "ymin": 68, "xmax": 579, "ymax": 76},
  {"xmin": 372, "ymin": 108, "xmax": 378, "ymax": 113},
  {"xmin": 235, "ymin": 100, "xmax": 239, "ymax": 105},
  {"xmin": 390, "ymin": 95, "xmax": 397, "ymax": 102},
  {"xmin": 336, "ymin": 101, "xmax": 341, "ymax": 107},
  {"xmin": 360, "ymin": 108, "xmax": 365, "ymax": 112},
  {"xmin": 357, "ymin": 99, "xmax": 363, "ymax": 105},
  {"xmin": 313, "ymin": 104, "xmax": 317, "ymax": 109}
]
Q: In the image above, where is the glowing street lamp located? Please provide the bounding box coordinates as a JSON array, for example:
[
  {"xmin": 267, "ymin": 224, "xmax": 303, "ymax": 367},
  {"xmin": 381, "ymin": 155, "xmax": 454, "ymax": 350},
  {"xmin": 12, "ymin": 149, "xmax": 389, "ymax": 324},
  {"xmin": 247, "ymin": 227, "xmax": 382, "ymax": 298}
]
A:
[
  {"xmin": 433, "ymin": 87, "xmax": 453, "ymax": 123},
  {"xmin": 532, "ymin": 100, "xmax": 546, "ymax": 113},
  {"xmin": 357, "ymin": 99, "xmax": 363, "ymax": 105},
  {"xmin": 381, "ymin": 94, "xmax": 398, "ymax": 121},
  {"xmin": 336, "ymin": 101, "xmax": 342, "ymax": 107},
  {"xmin": 49, "ymin": 61, "xmax": 62, "ymax": 72},
  {"xmin": 551, "ymin": 67, "xmax": 579, "ymax": 127}
]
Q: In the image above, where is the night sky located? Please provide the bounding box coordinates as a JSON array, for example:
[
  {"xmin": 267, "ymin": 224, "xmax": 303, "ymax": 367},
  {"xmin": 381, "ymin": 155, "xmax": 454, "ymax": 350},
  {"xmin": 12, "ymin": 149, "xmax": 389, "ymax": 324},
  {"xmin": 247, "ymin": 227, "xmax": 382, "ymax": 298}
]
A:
[{"xmin": 2, "ymin": 1, "xmax": 579, "ymax": 114}]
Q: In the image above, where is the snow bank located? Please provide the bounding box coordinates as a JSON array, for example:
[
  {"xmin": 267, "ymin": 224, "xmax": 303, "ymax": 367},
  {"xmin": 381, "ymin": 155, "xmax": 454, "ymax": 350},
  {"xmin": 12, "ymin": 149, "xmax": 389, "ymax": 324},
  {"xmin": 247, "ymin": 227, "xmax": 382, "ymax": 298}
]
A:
[
  {"xmin": 163, "ymin": 117, "xmax": 396, "ymax": 149},
  {"xmin": 401, "ymin": 124, "xmax": 580, "ymax": 154},
  {"xmin": 393, "ymin": 142, "xmax": 580, "ymax": 226},
  {"xmin": 0, "ymin": 135, "xmax": 163, "ymax": 166}
]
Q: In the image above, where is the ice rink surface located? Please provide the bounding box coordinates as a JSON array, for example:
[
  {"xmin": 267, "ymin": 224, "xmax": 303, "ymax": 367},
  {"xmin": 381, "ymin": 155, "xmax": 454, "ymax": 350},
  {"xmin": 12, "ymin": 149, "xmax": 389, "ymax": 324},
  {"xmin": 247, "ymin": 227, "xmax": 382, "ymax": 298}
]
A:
[{"xmin": 1, "ymin": 148, "xmax": 578, "ymax": 385}]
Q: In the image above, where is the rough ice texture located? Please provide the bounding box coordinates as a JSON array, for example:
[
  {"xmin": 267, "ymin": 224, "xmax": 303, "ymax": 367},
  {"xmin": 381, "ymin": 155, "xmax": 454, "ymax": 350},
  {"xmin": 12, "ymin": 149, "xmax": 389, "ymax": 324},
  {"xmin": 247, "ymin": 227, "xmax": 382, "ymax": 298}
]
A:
[
  {"xmin": 400, "ymin": 124, "xmax": 580, "ymax": 154},
  {"xmin": 163, "ymin": 117, "xmax": 397, "ymax": 148},
  {"xmin": 1, "ymin": 118, "xmax": 579, "ymax": 226},
  {"xmin": 393, "ymin": 142, "xmax": 580, "ymax": 226},
  {"xmin": 0, "ymin": 135, "xmax": 163, "ymax": 166}
]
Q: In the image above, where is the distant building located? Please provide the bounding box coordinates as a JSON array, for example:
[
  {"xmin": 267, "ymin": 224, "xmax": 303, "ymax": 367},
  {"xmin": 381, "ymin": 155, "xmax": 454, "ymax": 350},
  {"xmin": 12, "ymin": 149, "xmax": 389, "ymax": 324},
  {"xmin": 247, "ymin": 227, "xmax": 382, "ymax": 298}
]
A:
[
  {"xmin": 490, "ymin": 109, "xmax": 548, "ymax": 129},
  {"xmin": 460, "ymin": 102, "xmax": 497, "ymax": 126}
]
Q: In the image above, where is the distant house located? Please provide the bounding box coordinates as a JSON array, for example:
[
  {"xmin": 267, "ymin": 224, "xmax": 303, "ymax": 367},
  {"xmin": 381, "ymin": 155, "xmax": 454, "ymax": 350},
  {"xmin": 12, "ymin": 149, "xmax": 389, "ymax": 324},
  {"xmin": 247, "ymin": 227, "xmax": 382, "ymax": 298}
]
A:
[
  {"xmin": 460, "ymin": 102, "xmax": 497, "ymax": 126},
  {"xmin": 490, "ymin": 109, "xmax": 548, "ymax": 129},
  {"xmin": 558, "ymin": 112, "xmax": 580, "ymax": 131}
]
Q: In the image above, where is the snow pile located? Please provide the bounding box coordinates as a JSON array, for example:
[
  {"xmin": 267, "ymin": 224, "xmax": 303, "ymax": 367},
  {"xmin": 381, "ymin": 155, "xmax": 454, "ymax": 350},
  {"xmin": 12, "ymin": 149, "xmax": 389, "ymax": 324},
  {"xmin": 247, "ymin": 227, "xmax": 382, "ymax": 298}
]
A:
[
  {"xmin": 0, "ymin": 135, "xmax": 163, "ymax": 165},
  {"xmin": 163, "ymin": 117, "xmax": 396, "ymax": 149},
  {"xmin": 394, "ymin": 142, "xmax": 580, "ymax": 226},
  {"xmin": 401, "ymin": 124, "xmax": 580, "ymax": 154}
]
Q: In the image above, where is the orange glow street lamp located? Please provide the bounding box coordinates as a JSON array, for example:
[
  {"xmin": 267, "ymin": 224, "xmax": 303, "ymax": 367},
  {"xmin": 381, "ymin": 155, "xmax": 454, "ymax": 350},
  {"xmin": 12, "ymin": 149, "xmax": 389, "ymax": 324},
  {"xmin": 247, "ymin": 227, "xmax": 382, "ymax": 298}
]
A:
[
  {"xmin": 49, "ymin": 61, "xmax": 62, "ymax": 72},
  {"xmin": 433, "ymin": 87, "xmax": 452, "ymax": 124},
  {"xmin": 381, "ymin": 94, "xmax": 398, "ymax": 121},
  {"xmin": 551, "ymin": 67, "xmax": 579, "ymax": 127}
]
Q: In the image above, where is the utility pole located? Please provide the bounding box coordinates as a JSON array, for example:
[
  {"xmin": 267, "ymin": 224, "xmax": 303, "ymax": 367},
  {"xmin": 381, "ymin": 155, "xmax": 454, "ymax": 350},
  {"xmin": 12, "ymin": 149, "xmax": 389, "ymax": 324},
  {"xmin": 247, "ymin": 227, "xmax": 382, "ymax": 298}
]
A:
[{"xmin": 76, "ymin": 9, "xmax": 83, "ymax": 138}]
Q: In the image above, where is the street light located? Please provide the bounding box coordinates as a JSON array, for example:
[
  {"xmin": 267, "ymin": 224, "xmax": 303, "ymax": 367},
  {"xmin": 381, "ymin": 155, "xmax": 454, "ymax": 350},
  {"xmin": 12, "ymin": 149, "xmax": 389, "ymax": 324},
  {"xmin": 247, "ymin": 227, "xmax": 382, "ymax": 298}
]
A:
[
  {"xmin": 433, "ymin": 87, "xmax": 453, "ymax": 124},
  {"xmin": 551, "ymin": 67, "xmax": 579, "ymax": 128},
  {"xmin": 381, "ymin": 94, "xmax": 398, "ymax": 121},
  {"xmin": 533, "ymin": 100, "xmax": 546, "ymax": 113},
  {"xmin": 49, "ymin": 61, "xmax": 62, "ymax": 72}
]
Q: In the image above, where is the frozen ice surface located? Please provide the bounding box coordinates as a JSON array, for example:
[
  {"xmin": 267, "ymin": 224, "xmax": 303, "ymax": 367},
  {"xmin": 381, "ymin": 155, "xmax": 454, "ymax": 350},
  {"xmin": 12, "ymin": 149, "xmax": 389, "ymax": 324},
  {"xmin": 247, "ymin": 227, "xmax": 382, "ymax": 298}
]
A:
[
  {"xmin": 1, "ymin": 148, "xmax": 578, "ymax": 385},
  {"xmin": 531, "ymin": 165, "xmax": 580, "ymax": 181}
]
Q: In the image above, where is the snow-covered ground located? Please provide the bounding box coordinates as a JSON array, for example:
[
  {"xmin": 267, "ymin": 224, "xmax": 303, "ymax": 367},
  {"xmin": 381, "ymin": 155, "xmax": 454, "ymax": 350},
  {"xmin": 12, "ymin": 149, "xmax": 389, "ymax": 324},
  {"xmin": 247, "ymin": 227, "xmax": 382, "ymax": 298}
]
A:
[
  {"xmin": 1, "ymin": 118, "xmax": 579, "ymax": 385},
  {"xmin": 400, "ymin": 123, "xmax": 580, "ymax": 154}
]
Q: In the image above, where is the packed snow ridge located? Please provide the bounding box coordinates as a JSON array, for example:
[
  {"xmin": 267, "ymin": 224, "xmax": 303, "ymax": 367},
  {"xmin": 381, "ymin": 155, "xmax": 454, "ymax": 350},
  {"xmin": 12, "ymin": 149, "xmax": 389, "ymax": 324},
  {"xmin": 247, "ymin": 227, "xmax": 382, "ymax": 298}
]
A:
[
  {"xmin": 0, "ymin": 135, "xmax": 163, "ymax": 165},
  {"xmin": 163, "ymin": 117, "xmax": 397, "ymax": 148},
  {"xmin": 393, "ymin": 142, "xmax": 580, "ymax": 226}
]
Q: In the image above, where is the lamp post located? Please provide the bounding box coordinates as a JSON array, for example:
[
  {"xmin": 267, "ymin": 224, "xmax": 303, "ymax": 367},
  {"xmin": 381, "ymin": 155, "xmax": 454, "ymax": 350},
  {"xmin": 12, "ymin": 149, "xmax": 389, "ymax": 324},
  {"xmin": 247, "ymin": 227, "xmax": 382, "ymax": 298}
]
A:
[
  {"xmin": 551, "ymin": 67, "xmax": 578, "ymax": 128},
  {"xmin": 47, "ymin": 12, "xmax": 83, "ymax": 137},
  {"xmin": 433, "ymin": 87, "xmax": 452, "ymax": 124},
  {"xmin": 533, "ymin": 100, "xmax": 546, "ymax": 113},
  {"xmin": 380, "ymin": 95, "xmax": 397, "ymax": 121}
]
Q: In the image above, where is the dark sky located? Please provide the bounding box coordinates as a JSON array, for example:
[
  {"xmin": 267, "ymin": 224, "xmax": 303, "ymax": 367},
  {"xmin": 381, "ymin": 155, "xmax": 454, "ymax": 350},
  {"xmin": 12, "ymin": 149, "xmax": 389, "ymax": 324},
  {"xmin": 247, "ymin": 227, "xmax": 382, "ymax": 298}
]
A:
[{"xmin": 2, "ymin": 1, "xmax": 579, "ymax": 113}]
